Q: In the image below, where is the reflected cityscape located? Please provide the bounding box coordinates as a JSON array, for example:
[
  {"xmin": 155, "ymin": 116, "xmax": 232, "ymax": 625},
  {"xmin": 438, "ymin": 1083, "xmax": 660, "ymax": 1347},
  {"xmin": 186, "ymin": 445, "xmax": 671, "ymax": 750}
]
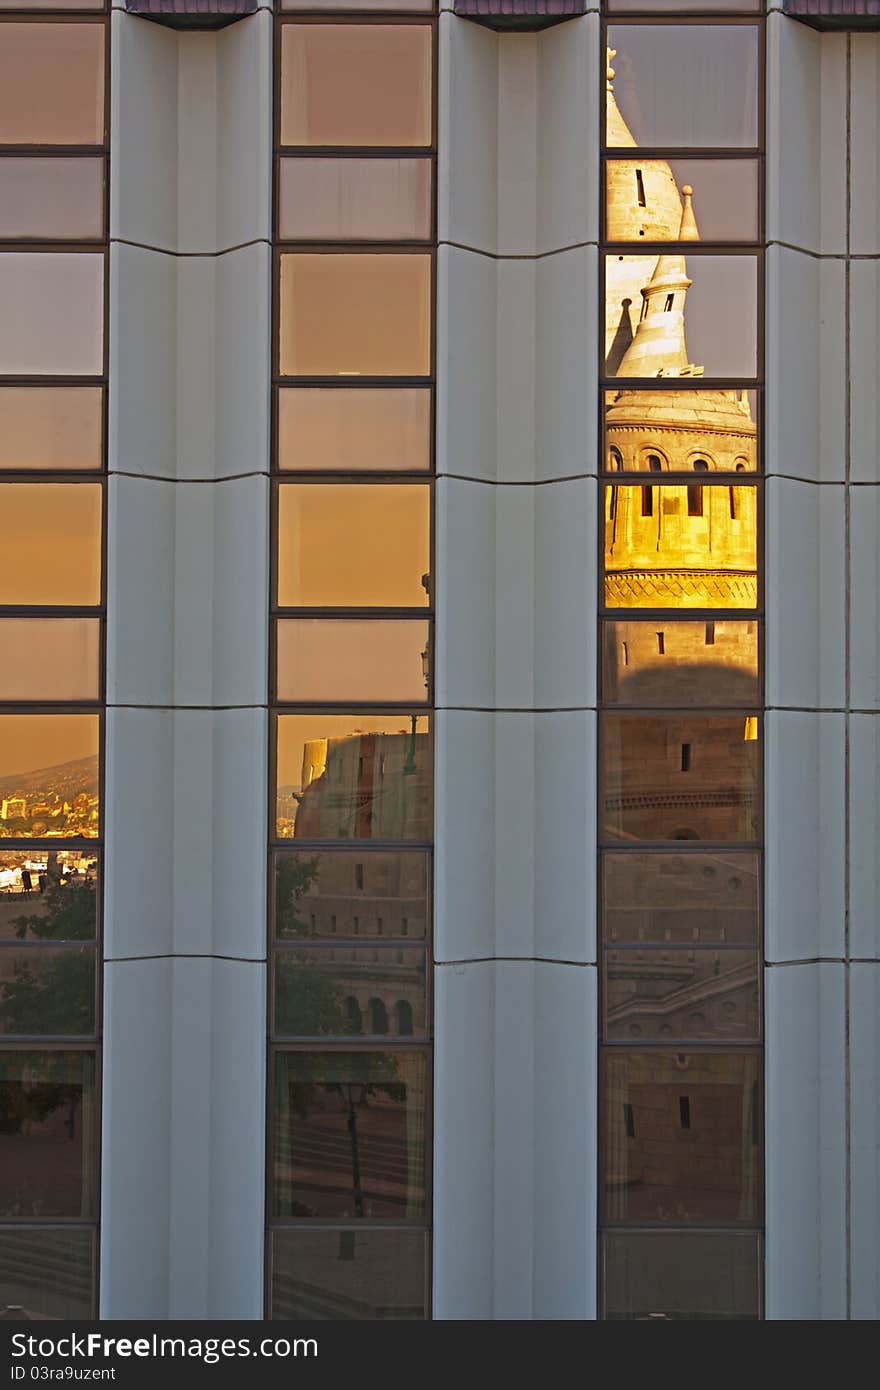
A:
[{"xmin": 0, "ymin": 756, "xmax": 99, "ymax": 841}]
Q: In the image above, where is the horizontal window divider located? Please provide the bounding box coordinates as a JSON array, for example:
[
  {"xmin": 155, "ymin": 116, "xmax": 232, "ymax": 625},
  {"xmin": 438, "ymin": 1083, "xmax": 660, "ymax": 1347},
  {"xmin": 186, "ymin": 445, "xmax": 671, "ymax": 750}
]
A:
[
  {"xmin": 273, "ymin": 474, "xmax": 433, "ymax": 487},
  {"xmin": 273, "ymin": 1034, "xmax": 431, "ymax": 1045},
  {"xmin": 603, "ymin": 941, "xmax": 760, "ymax": 953},
  {"xmin": 274, "ymin": 939, "xmax": 429, "ymax": 951},
  {"xmin": 598, "ymin": 705, "xmax": 762, "ymax": 716},
  {"xmin": 604, "ymin": 241, "xmax": 762, "ymax": 255},
  {"xmin": 598, "ymin": 610, "xmax": 762, "ymax": 621},
  {"xmin": 0, "ymin": 605, "xmax": 103, "ymax": 617},
  {"xmin": 598, "ymin": 841, "xmax": 762, "ymax": 853},
  {"xmin": 0, "ymin": 940, "xmax": 97, "ymax": 950},
  {"xmin": 0, "ymin": 839, "xmax": 102, "ymax": 852},
  {"xmin": 599, "ymin": 1040, "xmax": 763, "ymax": 1053},
  {"xmin": 0, "ymin": 1033, "xmax": 99, "ymax": 1044},
  {"xmin": 0, "ymin": 242, "xmax": 106, "ymax": 255},
  {"xmin": 274, "ymin": 608, "xmax": 433, "ymax": 619},
  {"xmin": 602, "ymin": 147, "xmax": 763, "ymax": 162},
  {"xmin": 0, "ymin": 1038, "xmax": 98, "ymax": 1052},
  {"xmin": 275, "ymin": 12, "xmax": 436, "ymax": 26},
  {"xmin": 599, "ymin": 1222, "xmax": 764, "ymax": 1235},
  {"xmin": 270, "ymin": 1039, "xmax": 430, "ymax": 1052},
  {"xmin": 274, "ymin": 701, "xmax": 431, "ymax": 712},
  {"xmin": 600, "ymin": 473, "xmax": 762, "ymax": 483},
  {"xmin": 600, "ymin": 378, "xmax": 761, "ymax": 392},
  {"xmin": 276, "ymin": 243, "xmax": 433, "ymax": 255},
  {"xmin": 276, "ymin": 148, "xmax": 436, "ymax": 160},
  {"xmin": 0, "ymin": 1218, "xmax": 98, "ymax": 1229},
  {"xmin": 273, "ymin": 840, "xmax": 432, "ymax": 853},
  {"xmin": 275, "ymin": 377, "xmax": 434, "ymax": 389},
  {"xmin": 0, "ymin": 472, "xmax": 106, "ymax": 483},
  {"xmin": 269, "ymin": 1220, "xmax": 431, "ymax": 1232},
  {"xmin": 0, "ymin": 147, "xmax": 109, "ymax": 160}
]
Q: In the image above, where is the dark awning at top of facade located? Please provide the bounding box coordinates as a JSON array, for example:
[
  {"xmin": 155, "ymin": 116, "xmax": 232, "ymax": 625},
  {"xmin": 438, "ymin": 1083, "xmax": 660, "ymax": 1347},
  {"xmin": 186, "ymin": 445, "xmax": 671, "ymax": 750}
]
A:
[
  {"xmin": 453, "ymin": 0, "xmax": 586, "ymax": 32},
  {"xmin": 124, "ymin": 0, "xmax": 257, "ymax": 30},
  {"xmin": 783, "ymin": 0, "xmax": 880, "ymax": 28}
]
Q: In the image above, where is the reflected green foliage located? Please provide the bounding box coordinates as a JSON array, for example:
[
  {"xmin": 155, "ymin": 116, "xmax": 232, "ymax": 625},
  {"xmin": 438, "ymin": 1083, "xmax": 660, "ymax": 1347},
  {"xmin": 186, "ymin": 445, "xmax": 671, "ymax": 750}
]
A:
[
  {"xmin": 13, "ymin": 874, "xmax": 96, "ymax": 942},
  {"xmin": 275, "ymin": 854, "xmax": 320, "ymax": 940},
  {"xmin": 0, "ymin": 875, "xmax": 97, "ymax": 1035},
  {"xmin": 275, "ymin": 952, "xmax": 349, "ymax": 1038}
]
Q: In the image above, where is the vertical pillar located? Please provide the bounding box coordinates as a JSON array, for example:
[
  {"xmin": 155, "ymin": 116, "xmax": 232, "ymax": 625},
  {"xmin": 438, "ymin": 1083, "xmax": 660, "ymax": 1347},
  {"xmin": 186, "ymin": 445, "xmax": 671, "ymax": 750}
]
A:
[
  {"xmin": 433, "ymin": 10, "xmax": 600, "ymax": 1319},
  {"xmin": 101, "ymin": 10, "xmax": 272, "ymax": 1318}
]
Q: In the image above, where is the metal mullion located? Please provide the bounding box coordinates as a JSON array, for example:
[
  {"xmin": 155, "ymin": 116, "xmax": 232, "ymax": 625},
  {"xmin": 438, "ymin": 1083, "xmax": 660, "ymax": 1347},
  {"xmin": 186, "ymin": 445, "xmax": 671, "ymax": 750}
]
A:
[
  {"xmin": 273, "ymin": 606, "xmax": 433, "ymax": 618},
  {"xmin": 271, "ymin": 1218, "xmax": 430, "ymax": 1231}
]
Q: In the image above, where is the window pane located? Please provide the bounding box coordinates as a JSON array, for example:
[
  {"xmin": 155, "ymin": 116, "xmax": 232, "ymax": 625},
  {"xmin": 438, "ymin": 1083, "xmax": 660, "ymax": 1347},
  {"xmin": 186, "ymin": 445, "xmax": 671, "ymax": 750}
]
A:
[
  {"xmin": 0, "ymin": 388, "xmax": 102, "ymax": 473},
  {"xmin": 278, "ymin": 387, "xmax": 430, "ymax": 473},
  {"xmin": 272, "ymin": 1050, "xmax": 427, "ymax": 1219},
  {"xmin": 603, "ymin": 389, "xmax": 758, "ymax": 471},
  {"xmin": 605, "ymin": 255, "xmax": 757, "ymax": 380},
  {"xmin": 602, "ymin": 1232, "xmax": 759, "ymax": 1320},
  {"xmin": 602, "ymin": 851, "xmax": 759, "ymax": 946},
  {"xmin": 601, "ymin": 1051, "xmax": 761, "ymax": 1225},
  {"xmin": 274, "ymin": 850, "xmax": 429, "ymax": 942},
  {"xmin": 271, "ymin": 1228, "xmax": 426, "ymax": 1321},
  {"xmin": 276, "ymin": 619, "xmax": 430, "ymax": 704},
  {"xmin": 0, "ymin": 715, "xmax": 100, "ymax": 841},
  {"xmin": 0, "ymin": 945, "xmax": 96, "ymax": 1036},
  {"xmin": 280, "ymin": 24, "xmax": 432, "ymax": 148},
  {"xmin": 279, "ymin": 253, "xmax": 431, "ymax": 378},
  {"xmin": 0, "ymin": 1227, "xmax": 95, "ymax": 1320},
  {"xmin": 275, "ymin": 714, "xmax": 431, "ymax": 842},
  {"xmin": 600, "ymin": 712, "xmax": 761, "ymax": 843},
  {"xmin": 601, "ymin": 621, "xmax": 759, "ymax": 706},
  {"xmin": 606, "ymin": 26, "xmax": 759, "ymax": 149},
  {"xmin": 0, "ymin": 851, "xmax": 99, "ymax": 941},
  {"xmin": 275, "ymin": 945, "xmax": 427, "ymax": 1039},
  {"xmin": 0, "ymin": 158, "xmax": 104, "ymax": 240},
  {"xmin": 277, "ymin": 484, "xmax": 430, "ymax": 609},
  {"xmin": 0, "ymin": 24, "xmax": 104, "ymax": 146},
  {"xmin": 605, "ymin": 159, "xmax": 759, "ymax": 244},
  {"xmin": 0, "ymin": 253, "xmax": 103, "ymax": 375},
  {"xmin": 604, "ymin": 948, "xmax": 758, "ymax": 1043},
  {"xmin": 279, "ymin": 157, "xmax": 431, "ymax": 241},
  {"xmin": 0, "ymin": 619, "xmax": 100, "ymax": 702},
  {"xmin": 0, "ymin": 1051, "xmax": 97, "ymax": 1217},
  {"xmin": 604, "ymin": 484, "xmax": 757, "ymax": 611},
  {"xmin": 0, "ymin": 484, "xmax": 102, "ymax": 606}
]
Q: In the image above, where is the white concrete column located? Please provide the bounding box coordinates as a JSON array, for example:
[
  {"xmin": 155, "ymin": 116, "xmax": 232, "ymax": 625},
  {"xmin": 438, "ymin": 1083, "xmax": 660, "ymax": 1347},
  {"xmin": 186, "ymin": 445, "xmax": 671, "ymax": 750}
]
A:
[
  {"xmin": 433, "ymin": 10, "xmax": 600, "ymax": 1319},
  {"xmin": 766, "ymin": 14, "xmax": 880, "ymax": 1320},
  {"xmin": 101, "ymin": 8, "xmax": 272, "ymax": 1319}
]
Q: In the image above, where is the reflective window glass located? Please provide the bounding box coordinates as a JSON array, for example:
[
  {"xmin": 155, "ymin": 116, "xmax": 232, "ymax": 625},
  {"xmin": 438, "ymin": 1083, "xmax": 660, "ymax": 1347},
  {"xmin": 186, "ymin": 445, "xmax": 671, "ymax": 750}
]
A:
[
  {"xmin": 279, "ymin": 157, "xmax": 432, "ymax": 241},
  {"xmin": 602, "ymin": 1232, "xmax": 760, "ymax": 1321},
  {"xmin": 276, "ymin": 619, "xmax": 431, "ymax": 704},
  {"xmin": 0, "ymin": 1051, "xmax": 97, "ymax": 1218},
  {"xmin": 0, "ymin": 158, "xmax": 104, "ymax": 241},
  {"xmin": 0, "ymin": 945, "xmax": 96, "ymax": 1037},
  {"xmin": 271, "ymin": 1229, "xmax": 427, "ymax": 1321},
  {"xmin": 0, "ymin": 253, "xmax": 103, "ymax": 376},
  {"xmin": 278, "ymin": 387, "xmax": 430, "ymax": 473},
  {"xmin": 605, "ymin": 158, "xmax": 759, "ymax": 244},
  {"xmin": 0, "ymin": 24, "xmax": 105, "ymax": 146},
  {"xmin": 601, "ymin": 1051, "xmax": 761, "ymax": 1226},
  {"xmin": 0, "ymin": 715, "xmax": 100, "ymax": 841},
  {"xmin": 272, "ymin": 1050, "xmax": 427, "ymax": 1219},
  {"xmin": 0, "ymin": 851, "xmax": 99, "ymax": 942},
  {"xmin": 279, "ymin": 253, "xmax": 431, "ymax": 378},
  {"xmin": 0, "ymin": 388, "xmax": 103, "ymax": 473},
  {"xmin": 602, "ymin": 851, "xmax": 759, "ymax": 946},
  {"xmin": 601, "ymin": 621, "xmax": 759, "ymax": 706},
  {"xmin": 0, "ymin": 484, "xmax": 102, "ymax": 607},
  {"xmin": 604, "ymin": 484, "xmax": 758, "ymax": 611},
  {"xmin": 604, "ymin": 254, "xmax": 758, "ymax": 380},
  {"xmin": 275, "ymin": 714, "xmax": 431, "ymax": 842},
  {"xmin": 0, "ymin": 1227, "xmax": 96, "ymax": 1321},
  {"xmin": 274, "ymin": 850, "xmax": 429, "ymax": 942},
  {"xmin": 604, "ymin": 947, "xmax": 759, "ymax": 1042},
  {"xmin": 0, "ymin": 619, "xmax": 100, "ymax": 703},
  {"xmin": 275, "ymin": 945, "xmax": 427, "ymax": 1038},
  {"xmin": 280, "ymin": 24, "xmax": 432, "ymax": 148},
  {"xmin": 277, "ymin": 484, "xmax": 430, "ymax": 609},
  {"xmin": 603, "ymin": 389, "xmax": 758, "ymax": 471},
  {"xmin": 606, "ymin": 26, "xmax": 759, "ymax": 149},
  {"xmin": 600, "ymin": 712, "xmax": 761, "ymax": 844}
]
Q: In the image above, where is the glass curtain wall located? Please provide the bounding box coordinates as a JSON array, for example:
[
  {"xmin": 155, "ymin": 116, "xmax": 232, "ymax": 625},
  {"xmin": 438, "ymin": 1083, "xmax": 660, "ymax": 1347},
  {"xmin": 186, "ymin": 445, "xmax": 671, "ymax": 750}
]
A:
[
  {"xmin": 598, "ymin": 7, "xmax": 764, "ymax": 1319},
  {"xmin": 0, "ymin": 5, "xmax": 107, "ymax": 1319},
  {"xmin": 267, "ymin": 7, "xmax": 435, "ymax": 1320}
]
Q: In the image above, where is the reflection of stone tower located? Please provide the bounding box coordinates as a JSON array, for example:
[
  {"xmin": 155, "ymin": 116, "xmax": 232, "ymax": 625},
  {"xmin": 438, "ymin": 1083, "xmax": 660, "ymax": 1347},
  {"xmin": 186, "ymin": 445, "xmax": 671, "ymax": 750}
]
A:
[{"xmin": 603, "ymin": 47, "xmax": 760, "ymax": 845}]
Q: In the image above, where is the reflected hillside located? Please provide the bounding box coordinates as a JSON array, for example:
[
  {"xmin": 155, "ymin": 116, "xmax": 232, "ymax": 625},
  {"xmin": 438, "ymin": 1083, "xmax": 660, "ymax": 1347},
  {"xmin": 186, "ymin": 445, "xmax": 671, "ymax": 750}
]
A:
[{"xmin": 0, "ymin": 756, "xmax": 99, "ymax": 840}]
